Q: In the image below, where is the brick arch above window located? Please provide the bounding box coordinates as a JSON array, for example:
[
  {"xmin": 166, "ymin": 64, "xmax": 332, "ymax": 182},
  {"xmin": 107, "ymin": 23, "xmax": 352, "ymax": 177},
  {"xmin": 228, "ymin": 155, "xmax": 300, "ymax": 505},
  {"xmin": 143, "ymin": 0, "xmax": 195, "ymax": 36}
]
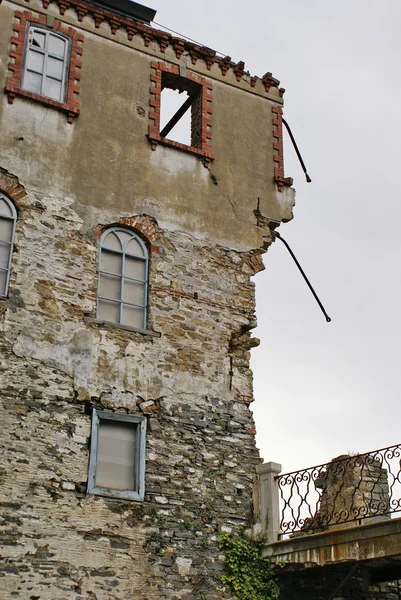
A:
[
  {"xmin": 0, "ymin": 168, "xmax": 28, "ymax": 207},
  {"xmin": 94, "ymin": 214, "xmax": 162, "ymax": 255},
  {"xmin": 117, "ymin": 215, "xmax": 161, "ymax": 246},
  {"xmin": 5, "ymin": 10, "xmax": 83, "ymax": 123}
]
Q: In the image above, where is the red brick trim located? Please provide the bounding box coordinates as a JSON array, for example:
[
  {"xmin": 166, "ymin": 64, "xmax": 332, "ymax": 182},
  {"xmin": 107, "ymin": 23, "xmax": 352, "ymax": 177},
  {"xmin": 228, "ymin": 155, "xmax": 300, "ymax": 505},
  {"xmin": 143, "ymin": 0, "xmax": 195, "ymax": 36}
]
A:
[
  {"xmin": 272, "ymin": 106, "xmax": 293, "ymax": 192},
  {"xmin": 148, "ymin": 61, "xmax": 214, "ymax": 167},
  {"xmin": 93, "ymin": 215, "xmax": 161, "ymax": 246},
  {"xmin": 0, "ymin": 168, "xmax": 28, "ymax": 207},
  {"xmin": 117, "ymin": 215, "xmax": 160, "ymax": 243},
  {"xmin": 245, "ymin": 253, "xmax": 265, "ymax": 275},
  {"xmin": 14, "ymin": 0, "xmax": 280, "ymax": 92},
  {"xmin": 262, "ymin": 72, "xmax": 285, "ymax": 96},
  {"xmin": 5, "ymin": 10, "xmax": 83, "ymax": 123}
]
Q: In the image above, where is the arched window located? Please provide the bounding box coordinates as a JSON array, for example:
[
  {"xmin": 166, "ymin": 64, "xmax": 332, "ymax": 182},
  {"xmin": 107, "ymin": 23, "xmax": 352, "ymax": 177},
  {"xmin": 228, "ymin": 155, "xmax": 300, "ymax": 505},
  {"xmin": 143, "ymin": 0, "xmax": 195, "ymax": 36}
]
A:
[
  {"xmin": 22, "ymin": 26, "xmax": 70, "ymax": 103},
  {"xmin": 0, "ymin": 193, "xmax": 17, "ymax": 298},
  {"xmin": 97, "ymin": 228, "xmax": 149, "ymax": 330}
]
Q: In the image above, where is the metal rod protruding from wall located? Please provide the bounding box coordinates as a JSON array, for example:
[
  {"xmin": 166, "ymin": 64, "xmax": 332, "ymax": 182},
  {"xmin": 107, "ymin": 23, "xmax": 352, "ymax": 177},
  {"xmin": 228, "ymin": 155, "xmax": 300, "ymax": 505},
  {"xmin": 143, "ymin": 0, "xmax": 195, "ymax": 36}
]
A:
[
  {"xmin": 274, "ymin": 231, "xmax": 331, "ymax": 323},
  {"xmin": 282, "ymin": 118, "xmax": 311, "ymax": 183}
]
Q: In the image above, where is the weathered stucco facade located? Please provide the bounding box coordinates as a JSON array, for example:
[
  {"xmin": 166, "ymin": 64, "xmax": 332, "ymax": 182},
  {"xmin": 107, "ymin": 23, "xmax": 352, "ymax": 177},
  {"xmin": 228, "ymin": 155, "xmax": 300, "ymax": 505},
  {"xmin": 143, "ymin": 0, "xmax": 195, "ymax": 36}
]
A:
[{"xmin": 0, "ymin": 0, "xmax": 295, "ymax": 598}]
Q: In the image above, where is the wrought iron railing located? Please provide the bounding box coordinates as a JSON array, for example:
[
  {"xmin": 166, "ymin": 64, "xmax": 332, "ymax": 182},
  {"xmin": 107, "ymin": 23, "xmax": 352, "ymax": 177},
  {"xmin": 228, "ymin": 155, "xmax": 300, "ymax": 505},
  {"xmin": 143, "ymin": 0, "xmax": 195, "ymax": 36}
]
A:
[{"xmin": 276, "ymin": 444, "xmax": 401, "ymax": 536}]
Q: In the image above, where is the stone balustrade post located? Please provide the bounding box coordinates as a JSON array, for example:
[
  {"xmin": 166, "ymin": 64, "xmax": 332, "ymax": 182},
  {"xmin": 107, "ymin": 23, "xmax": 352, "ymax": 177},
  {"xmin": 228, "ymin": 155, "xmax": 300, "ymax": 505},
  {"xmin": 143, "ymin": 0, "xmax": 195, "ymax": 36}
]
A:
[{"xmin": 256, "ymin": 461, "xmax": 282, "ymax": 544}]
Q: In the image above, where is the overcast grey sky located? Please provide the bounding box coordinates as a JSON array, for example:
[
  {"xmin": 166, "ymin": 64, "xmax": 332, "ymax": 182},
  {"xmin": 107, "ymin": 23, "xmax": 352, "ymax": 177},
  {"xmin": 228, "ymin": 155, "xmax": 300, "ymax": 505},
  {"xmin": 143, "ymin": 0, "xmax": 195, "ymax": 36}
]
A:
[{"xmin": 149, "ymin": 1, "xmax": 401, "ymax": 474}]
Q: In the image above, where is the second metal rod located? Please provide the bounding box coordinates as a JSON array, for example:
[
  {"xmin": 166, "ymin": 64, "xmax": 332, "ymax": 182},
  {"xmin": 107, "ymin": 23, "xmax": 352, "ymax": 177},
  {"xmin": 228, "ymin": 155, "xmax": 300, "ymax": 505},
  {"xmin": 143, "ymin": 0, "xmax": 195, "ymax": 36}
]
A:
[
  {"xmin": 274, "ymin": 231, "xmax": 331, "ymax": 323},
  {"xmin": 282, "ymin": 118, "xmax": 312, "ymax": 183}
]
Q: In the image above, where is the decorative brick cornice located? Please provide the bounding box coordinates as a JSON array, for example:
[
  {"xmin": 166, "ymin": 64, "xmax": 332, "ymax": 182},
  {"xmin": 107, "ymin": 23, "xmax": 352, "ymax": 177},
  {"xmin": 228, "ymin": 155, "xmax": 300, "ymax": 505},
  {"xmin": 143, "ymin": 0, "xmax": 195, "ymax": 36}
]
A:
[
  {"xmin": 272, "ymin": 106, "xmax": 293, "ymax": 192},
  {"xmin": 148, "ymin": 61, "xmax": 214, "ymax": 166},
  {"xmin": 262, "ymin": 72, "xmax": 280, "ymax": 93},
  {"xmin": 5, "ymin": 9, "xmax": 83, "ymax": 123},
  {"xmin": 15, "ymin": 0, "xmax": 281, "ymax": 92}
]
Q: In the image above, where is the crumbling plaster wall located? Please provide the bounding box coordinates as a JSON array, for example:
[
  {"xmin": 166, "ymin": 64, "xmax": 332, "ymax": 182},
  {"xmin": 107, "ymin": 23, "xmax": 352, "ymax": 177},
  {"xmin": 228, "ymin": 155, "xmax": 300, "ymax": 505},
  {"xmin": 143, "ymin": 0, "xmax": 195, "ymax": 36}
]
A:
[{"xmin": 0, "ymin": 0, "xmax": 294, "ymax": 250}]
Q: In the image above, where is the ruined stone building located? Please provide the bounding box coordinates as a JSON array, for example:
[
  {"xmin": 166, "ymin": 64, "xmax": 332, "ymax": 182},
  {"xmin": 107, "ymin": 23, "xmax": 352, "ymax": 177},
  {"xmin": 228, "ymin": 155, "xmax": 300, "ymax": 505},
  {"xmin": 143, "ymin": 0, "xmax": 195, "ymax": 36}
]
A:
[{"xmin": 0, "ymin": 0, "xmax": 295, "ymax": 597}]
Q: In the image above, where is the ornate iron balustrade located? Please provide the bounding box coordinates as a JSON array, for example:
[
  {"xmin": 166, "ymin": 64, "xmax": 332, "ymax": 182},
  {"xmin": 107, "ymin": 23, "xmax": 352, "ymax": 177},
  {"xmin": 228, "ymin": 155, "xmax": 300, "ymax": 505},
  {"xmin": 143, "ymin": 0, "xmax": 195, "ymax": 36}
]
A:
[{"xmin": 276, "ymin": 444, "xmax": 401, "ymax": 536}]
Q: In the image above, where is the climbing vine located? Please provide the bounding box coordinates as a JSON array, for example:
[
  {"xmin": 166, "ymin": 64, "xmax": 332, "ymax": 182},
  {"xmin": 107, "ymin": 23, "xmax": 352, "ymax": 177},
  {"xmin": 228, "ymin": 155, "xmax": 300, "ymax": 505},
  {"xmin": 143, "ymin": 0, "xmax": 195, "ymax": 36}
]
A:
[{"xmin": 217, "ymin": 532, "xmax": 280, "ymax": 600}]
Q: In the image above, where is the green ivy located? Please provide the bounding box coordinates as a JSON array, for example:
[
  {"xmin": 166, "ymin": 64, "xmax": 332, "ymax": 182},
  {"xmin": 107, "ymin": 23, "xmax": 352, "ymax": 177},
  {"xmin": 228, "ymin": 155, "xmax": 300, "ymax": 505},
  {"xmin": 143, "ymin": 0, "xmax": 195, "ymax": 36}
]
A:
[{"xmin": 217, "ymin": 532, "xmax": 280, "ymax": 600}]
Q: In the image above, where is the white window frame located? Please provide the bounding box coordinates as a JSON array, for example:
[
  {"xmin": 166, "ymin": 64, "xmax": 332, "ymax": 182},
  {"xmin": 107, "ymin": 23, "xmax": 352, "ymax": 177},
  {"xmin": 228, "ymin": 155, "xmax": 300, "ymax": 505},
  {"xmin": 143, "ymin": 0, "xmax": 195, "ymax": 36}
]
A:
[
  {"xmin": 21, "ymin": 24, "xmax": 70, "ymax": 103},
  {"xmin": 0, "ymin": 193, "xmax": 17, "ymax": 299},
  {"xmin": 87, "ymin": 409, "xmax": 147, "ymax": 501},
  {"xmin": 97, "ymin": 227, "xmax": 149, "ymax": 330}
]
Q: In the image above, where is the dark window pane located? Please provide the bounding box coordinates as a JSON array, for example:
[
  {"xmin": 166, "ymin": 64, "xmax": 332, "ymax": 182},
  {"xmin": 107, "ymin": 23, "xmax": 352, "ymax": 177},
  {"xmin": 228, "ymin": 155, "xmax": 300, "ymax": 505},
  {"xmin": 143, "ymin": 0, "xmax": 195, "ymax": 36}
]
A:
[
  {"xmin": 47, "ymin": 56, "xmax": 64, "ymax": 80},
  {"xmin": 0, "ymin": 270, "xmax": 7, "ymax": 296},
  {"xmin": 0, "ymin": 219, "xmax": 13, "ymax": 243},
  {"xmin": 99, "ymin": 273, "xmax": 121, "ymax": 301},
  {"xmin": 26, "ymin": 50, "xmax": 44, "ymax": 74},
  {"xmin": 123, "ymin": 279, "xmax": 145, "ymax": 305},
  {"xmin": 48, "ymin": 34, "xmax": 66, "ymax": 57},
  {"xmin": 31, "ymin": 30, "xmax": 45, "ymax": 49},
  {"xmin": 97, "ymin": 299, "xmax": 120, "ymax": 323},
  {"xmin": 125, "ymin": 256, "xmax": 145, "ymax": 281},
  {"xmin": 24, "ymin": 71, "xmax": 42, "ymax": 95},
  {"xmin": 122, "ymin": 304, "xmax": 144, "ymax": 329},
  {"xmin": 100, "ymin": 250, "xmax": 122, "ymax": 275},
  {"xmin": 43, "ymin": 78, "xmax": 62, "ymax": 102}
]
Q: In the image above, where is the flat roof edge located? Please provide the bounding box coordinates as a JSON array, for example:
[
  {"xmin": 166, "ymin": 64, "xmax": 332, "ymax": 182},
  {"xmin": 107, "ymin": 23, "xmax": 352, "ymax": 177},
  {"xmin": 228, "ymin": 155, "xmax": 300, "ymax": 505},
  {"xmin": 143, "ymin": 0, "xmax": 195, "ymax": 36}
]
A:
[{"xmin": 85, "ymin": 0, "xmax": 156, "ymax": 23}]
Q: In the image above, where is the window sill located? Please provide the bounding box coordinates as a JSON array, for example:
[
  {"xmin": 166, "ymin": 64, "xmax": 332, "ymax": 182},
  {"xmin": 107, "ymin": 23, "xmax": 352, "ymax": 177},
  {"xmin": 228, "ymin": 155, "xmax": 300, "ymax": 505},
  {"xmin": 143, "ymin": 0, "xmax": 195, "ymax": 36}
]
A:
[
  {"xmin": 84, "ymin": 316, "xmax": 161, "ymax": 337},
  {"xmin": 5, "ymin": 83, "xmax": 80, "ymax": 123},
  {"xmin": 148, "ymin": 133, "xmax": 214, "ymax": 166},
  {"xmin": 88, "ymin": 486, "xmax": 144, "ymax": 502}
]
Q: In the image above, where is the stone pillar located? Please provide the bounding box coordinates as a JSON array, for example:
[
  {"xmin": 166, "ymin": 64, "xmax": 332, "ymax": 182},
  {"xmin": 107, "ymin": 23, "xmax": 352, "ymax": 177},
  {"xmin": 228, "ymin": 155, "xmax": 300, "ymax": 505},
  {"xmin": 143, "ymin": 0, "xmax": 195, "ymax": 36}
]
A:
[
  {"xmin": 256, "ymin": 461, "xmax": 282, "ymax": 543},
  {"xmin": 311, "ymin": 454, "xmax": 391, "ymax": 531}
]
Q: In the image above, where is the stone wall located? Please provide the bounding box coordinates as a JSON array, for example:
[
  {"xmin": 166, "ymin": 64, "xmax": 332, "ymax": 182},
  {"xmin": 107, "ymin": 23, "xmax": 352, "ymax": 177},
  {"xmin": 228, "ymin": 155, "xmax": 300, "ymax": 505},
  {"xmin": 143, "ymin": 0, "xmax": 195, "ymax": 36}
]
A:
[
  {"xmin": 0, "ymin": 1, "xmax": 297, "ymax": 597},
  {"xmin": 0, "ymin": 175, "xmax": 264, "ymax": 599}
]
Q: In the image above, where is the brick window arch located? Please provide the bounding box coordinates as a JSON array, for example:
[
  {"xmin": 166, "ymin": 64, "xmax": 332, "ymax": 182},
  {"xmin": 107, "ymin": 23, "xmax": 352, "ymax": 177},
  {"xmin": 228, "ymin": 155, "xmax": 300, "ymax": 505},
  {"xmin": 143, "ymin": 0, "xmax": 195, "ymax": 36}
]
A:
[{"xmin": 97, "ymin": 228, "xmax": 149, "ymax": 330}]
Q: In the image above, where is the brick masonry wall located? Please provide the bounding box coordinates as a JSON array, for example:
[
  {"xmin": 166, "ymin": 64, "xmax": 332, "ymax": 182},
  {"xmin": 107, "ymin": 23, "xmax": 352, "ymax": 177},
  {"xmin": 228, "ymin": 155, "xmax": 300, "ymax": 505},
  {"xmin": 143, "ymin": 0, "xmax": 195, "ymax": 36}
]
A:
[{"xmin": 0, "ymin": 177, "xmax": 262, "ymax": 600}]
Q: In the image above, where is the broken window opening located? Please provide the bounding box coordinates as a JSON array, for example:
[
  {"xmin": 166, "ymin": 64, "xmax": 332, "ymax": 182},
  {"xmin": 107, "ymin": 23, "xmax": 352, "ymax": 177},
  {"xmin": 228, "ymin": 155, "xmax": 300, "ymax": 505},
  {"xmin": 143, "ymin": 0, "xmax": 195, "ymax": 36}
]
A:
[
  {"xmin": 160, "ymin": 88, "xmax": 191, "ymax": 145},
  {"xmin": 160, "ymin": 72, "xmax": 202, "ymax": 148}
]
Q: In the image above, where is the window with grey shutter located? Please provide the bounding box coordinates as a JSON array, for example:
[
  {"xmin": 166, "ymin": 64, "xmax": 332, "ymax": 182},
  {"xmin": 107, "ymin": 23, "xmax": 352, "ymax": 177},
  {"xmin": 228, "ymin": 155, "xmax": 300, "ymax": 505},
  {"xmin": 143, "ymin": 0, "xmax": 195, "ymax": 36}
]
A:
[
  {"xmin": 0, "ymin": 194, "xmax": 17, "ymax": 298},
  {"xmin": 88, "ymin": 410, "xmax": 146, "ymax": 501}
]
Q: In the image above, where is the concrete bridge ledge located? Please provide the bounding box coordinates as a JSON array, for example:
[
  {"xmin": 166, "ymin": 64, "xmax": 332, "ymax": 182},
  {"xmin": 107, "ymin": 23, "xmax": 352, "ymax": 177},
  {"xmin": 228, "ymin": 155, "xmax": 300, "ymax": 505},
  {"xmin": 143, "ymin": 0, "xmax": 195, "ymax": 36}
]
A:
[{"xmin": 263, "ymin": 517, "xmax": 401, "ymax": 569}]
